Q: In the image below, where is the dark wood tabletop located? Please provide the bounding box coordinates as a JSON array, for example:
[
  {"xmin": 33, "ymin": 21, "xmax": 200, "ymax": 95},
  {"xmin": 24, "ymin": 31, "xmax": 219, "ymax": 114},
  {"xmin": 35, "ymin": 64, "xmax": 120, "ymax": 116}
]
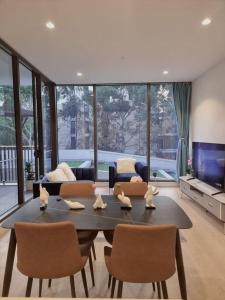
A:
[{"xmin": 2, "ymin": 195, "xmax": 192, "ymax": 230}]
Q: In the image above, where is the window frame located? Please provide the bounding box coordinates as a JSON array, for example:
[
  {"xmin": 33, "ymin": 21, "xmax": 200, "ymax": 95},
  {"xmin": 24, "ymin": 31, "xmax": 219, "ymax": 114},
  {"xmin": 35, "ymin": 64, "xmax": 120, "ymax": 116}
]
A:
[{"xmin": 56, "ymin": 83, "xmax": 179, "ymax": 182}]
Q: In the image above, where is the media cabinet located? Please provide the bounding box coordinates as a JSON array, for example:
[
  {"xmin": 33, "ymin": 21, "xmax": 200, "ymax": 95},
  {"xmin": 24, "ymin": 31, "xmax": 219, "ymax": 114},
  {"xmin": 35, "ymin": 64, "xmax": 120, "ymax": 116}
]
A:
[{"xmin": 180, "ymin": 176, "xmax": 225, "ymax": 233}]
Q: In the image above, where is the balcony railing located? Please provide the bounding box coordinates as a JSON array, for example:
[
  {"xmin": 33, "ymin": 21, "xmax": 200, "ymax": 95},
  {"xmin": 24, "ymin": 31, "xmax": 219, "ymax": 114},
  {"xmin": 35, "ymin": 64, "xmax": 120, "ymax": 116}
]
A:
[{"xmin": 0, "ymin": 146, "xmax": 35, "ymax": 183}]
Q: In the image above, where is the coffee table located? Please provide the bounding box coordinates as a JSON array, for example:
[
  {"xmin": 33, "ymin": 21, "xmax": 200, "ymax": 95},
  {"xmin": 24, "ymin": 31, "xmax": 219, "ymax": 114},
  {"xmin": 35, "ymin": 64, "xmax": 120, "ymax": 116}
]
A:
[{"xmin": 1, "ymin": 195, "xmax": 192, "ymax": 299}]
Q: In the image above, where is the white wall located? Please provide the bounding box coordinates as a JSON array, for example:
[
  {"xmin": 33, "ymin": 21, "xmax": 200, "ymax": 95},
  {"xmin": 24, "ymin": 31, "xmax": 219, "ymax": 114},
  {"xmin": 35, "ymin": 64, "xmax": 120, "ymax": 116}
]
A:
[{"xmin": 191, "ymin": 59, "xmax": 225, "ymax": 144}]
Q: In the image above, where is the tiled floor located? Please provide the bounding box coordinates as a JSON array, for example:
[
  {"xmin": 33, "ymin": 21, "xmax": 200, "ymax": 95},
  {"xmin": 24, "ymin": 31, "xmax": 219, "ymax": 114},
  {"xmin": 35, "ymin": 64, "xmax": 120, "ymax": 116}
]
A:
[{"xmin": 0, "ymin": 187, "xmax": 225, "ymax": 299}]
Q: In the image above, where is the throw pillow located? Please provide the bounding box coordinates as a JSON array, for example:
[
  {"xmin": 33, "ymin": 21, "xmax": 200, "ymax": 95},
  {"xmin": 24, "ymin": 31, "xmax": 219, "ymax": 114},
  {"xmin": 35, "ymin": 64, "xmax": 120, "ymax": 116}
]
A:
[
  {"xmin": 57, "ymin": 162, "xmax": 76, "ymax": 181},
  {"xmin": 47, "ymin": 168, "xmax": 69, "ymax": 182},
  {"xmin": 117, "ymin": 158, "xmax": 136, "ymax": 174}
]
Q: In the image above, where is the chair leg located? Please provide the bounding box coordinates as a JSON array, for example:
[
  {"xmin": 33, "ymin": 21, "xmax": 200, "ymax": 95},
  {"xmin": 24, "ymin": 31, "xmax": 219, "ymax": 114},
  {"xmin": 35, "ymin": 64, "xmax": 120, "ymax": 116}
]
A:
[
  {"xmin": 111, "ymin": 277, "xmax": 116, "ymax": 298},
  {"xmin": 108, "ymin": 274, "xmax": 112, "ymax": 288},
  {"xmin": 81, "ymin": 268, "xmax": 89, "ymax": 297},
  {"xmin": 25, "ymin": 277, "xmax": 33, "ymax": 297},
  {"xmin": 69, "ymin": 275, "xmax": 76, "ymax": 298},
  {"xmin": 39, "ymin": 279, "xmax": 43, "ymax": 297},
  {"xmin": 89, "ymin": 253, "xmax": 95, "ymax": 286},
  {"xmin": 161, "ymin": 281, "xmax": 168, "ymax": 299},
  {"xmin": 48, "ymin": 279, "xmax": 52, "ymax": 288},
  {"xmin": 91, "ymin": 242, "xmax": 96, "ymax": 260},
  {"xmin": 156, "ymin": 282, "xmax": 161, "ymax": 299},
  {"xmin": 152, "ymin": 282, "xmax": 155, "ymax": 292},
  {"xmin": 117, "ymin": 280, "xmax": 123, "ymax": 298}
]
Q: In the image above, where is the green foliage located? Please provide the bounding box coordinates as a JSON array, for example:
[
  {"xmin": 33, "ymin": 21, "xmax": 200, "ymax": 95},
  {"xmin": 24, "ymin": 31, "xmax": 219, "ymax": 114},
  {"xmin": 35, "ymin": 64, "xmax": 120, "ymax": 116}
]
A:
[
  {"xmin": 57, "ymin": 84, "xmax": 178, "ymax": 159},
  {"xmin": 0, "ymin": 84, "xmax": 34, "ymax": 146}
]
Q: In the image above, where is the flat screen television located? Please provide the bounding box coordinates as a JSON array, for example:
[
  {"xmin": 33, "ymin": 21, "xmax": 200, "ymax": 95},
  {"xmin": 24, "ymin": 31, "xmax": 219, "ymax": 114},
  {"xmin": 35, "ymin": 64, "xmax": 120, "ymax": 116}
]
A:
[{"xmin": 192, "ymin": 142, "xmax": 225, "ymax": 190}]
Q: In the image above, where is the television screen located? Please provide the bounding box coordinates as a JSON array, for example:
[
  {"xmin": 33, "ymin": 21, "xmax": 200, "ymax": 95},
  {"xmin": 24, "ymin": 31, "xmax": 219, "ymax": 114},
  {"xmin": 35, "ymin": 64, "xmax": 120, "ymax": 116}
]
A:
[{"xmin": 192, "ymin": 142, "xmax": 225, "ymax": 190}]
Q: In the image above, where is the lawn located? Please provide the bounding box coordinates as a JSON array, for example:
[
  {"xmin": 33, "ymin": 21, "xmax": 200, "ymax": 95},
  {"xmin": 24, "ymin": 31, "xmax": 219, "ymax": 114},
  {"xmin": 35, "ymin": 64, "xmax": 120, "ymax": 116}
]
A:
[{"xmin": 64, "ymin": 160, "xmax": 85, "ymax": 168}]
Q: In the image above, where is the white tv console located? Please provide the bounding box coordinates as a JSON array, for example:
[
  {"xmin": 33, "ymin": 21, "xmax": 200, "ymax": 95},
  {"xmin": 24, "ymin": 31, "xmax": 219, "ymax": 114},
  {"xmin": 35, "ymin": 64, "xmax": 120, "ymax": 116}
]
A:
[{"xmin": 180, "ymin": 176, "xmax": 225, "ymax": 233}]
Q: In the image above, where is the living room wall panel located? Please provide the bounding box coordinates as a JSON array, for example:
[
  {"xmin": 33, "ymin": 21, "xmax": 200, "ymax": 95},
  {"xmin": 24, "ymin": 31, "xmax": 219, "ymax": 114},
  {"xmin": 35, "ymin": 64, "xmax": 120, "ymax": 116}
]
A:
[{"xmin": 191, "ymin": 59, "xmax": 225, "ymax": 145}]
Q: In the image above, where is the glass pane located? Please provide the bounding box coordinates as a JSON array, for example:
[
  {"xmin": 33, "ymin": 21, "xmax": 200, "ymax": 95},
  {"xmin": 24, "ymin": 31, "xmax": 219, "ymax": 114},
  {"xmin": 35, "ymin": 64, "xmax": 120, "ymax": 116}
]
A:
[
  {"xmin": 41, "ymin": 83, "xmax": 52, "ymax": 173},
  {"xmin": 56, "ymin": 86, "xmax": 94, "ymax": 168},
  {"xmin": 19, "ymin": 64, "xmax": 35, "ymax": 200},
  {"xmin": 0, "ymin": 49, "xmax": 18, "ymax": 215},
  {"xmin": 150, "ymin": 84, "xmax": 178, "ymax": 181},
  {"xmin": 96, "ymin": 85, "xmax": 147, "ymax": 180}
]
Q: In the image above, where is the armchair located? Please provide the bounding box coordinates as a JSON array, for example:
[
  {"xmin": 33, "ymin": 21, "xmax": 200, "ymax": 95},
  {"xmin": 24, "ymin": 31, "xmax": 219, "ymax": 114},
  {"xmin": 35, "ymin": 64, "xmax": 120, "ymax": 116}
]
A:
[
  {"xmin": 33, "ymin": 167, "xmax": 95, "ymax": 198},
  {"xmin": 109, "ymin": 162, "xmax": 148, "ymax": 188}
]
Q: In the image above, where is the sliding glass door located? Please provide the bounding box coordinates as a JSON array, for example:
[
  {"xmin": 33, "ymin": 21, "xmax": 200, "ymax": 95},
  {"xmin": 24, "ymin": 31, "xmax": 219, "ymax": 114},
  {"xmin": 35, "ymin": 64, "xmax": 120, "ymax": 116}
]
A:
[
  {"xmin": 41, "ymin": 83, "xmax": 52, "ymax": 173},
  {"xmin": 0, "ymin": 48, "xmax": 18, "ymax": 215},
  {"xmin": 19, "ymin": 63, "xmax": 36, "ymax": 200},
  {"xmin": 96, "ymin": 85, "xmax": 147, "ymax": 180},
  {"xmin": 0, "ymin": 40, "xmax": 56, "ymax": 218}
]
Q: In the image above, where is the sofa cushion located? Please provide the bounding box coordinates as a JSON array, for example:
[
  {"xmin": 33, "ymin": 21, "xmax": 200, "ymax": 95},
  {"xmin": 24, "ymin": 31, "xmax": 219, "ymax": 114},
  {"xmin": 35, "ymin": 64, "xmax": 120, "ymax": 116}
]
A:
[
  {"xmin": 117, "ymin": 172, "xmax": 138, "ymax": 182},
  {"xmin": 47, "ymin": 168, "xmax": 69, "ymax": 182},
  {"xmin": 116, "ymin": 158, "xmax": 136, "ymax": 173},
  {"xmin": 57, "ymin": 162, "xmax": 76, "ymax": 181}
]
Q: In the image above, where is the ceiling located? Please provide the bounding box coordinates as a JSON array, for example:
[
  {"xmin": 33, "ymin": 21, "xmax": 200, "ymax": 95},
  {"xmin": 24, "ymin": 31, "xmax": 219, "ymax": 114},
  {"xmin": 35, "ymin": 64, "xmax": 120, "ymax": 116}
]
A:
[{"xmin": 0, "ymin": 0, "xmax": 225, "ymax": 84}]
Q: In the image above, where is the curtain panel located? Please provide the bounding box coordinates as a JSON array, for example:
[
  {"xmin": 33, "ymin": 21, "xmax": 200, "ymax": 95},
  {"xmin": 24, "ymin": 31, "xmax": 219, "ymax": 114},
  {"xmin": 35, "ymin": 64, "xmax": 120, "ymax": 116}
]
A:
[{"xmin": 172, "ymin": 82, "xmax": 192, "ymax": 179}]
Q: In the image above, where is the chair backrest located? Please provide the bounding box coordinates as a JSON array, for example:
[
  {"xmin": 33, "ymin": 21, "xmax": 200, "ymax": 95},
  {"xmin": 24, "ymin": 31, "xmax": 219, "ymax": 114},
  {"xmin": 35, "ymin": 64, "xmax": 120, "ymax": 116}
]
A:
[
  {"xmin": 110, "ymin": 224, "xmax": 177, "ymax": 283},
  {"xmin": 113, "ymin": 182, "xmax": 148, "ymax": 196},
  {"xmin": 59, "ymin": 181, "xmax": 95, "ymax": 198},
  {"xmin": 15, "ymin": 221, "xmax": 84, "ymax": 279}
]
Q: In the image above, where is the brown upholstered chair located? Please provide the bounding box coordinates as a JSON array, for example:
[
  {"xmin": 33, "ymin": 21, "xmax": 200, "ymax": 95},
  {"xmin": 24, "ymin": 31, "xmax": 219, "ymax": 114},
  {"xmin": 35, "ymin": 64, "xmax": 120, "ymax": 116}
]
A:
[
  {"xmin": 60, "ymin": 181, "xmax": 96, "ymax": 198},
  {"xmin": 104, "ymin": 182, "xmax": 148, "ymax": 245},
  {"xmin": 104, "ymin": 224, "xmax": 177, "ymax": 299},
  {"xmin": 15, "ymin": 221, "xmax": 91, "ymax": 297},
  {"xmin": 113, "ymin": 182, "xmax": 148, "ymax": 196},
  {"xmin": 59, "ymin": 182, "xmax": 98, "ymax": 286}
]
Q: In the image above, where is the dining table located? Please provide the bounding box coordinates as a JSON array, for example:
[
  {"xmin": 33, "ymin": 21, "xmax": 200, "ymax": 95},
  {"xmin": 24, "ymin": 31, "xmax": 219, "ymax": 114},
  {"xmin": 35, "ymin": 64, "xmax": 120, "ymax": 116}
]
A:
[{"xmin": 1, "ymin": 195, "xmax": 192, "ymax": 299}]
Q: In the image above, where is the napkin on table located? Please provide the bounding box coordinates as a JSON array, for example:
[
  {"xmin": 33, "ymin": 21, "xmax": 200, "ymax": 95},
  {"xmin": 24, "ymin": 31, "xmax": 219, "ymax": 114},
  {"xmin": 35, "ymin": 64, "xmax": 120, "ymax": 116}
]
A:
[{"xmin": 64, "ymin": 199, "xmax": 85, "ymax": 209}]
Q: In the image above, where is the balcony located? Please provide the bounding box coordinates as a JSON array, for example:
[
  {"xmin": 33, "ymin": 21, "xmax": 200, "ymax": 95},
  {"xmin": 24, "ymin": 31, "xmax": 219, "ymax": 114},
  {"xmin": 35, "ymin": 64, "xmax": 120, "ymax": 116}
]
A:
[{"xmin": 0, "ymin": 146, "xmax": 34, "ymax": 216}]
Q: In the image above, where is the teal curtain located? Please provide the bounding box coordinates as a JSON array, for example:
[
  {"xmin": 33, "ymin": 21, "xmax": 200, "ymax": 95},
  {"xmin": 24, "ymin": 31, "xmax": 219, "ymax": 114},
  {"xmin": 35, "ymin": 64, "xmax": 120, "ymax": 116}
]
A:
[{"xmin": 173, "ymin": 82, "xmax": 192, "ymax": 179}]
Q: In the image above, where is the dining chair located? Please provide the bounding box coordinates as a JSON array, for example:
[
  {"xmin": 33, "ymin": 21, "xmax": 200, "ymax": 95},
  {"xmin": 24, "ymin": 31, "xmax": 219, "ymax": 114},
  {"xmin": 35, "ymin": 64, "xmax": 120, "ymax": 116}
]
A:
[
  {"xmin": 59, "ymin": 182, "xmax": 98, "ymax": 286},
  {"xmin": 104, "ymin": 224, "xmax": 177, "ymax": 299},
  {"xmin": 113, "ymin": 182, "xmax": 148, "ymax": 196},
  {"xmin": 15, "ymin": 221, "xmax": 91, "ymax": 298},
  {"xmin": 60, "ymin": 181, "xmax": 96, "ymax": 198},
  {"xmin": 104, "ymin": 182, "xmax": 148, "ymax": 245}
]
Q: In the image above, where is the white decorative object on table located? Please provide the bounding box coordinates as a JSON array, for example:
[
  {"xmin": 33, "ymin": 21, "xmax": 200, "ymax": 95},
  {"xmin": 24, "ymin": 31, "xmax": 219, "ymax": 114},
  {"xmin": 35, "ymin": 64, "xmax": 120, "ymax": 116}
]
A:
[
  {"xmin": 144, "ymin": 185, "xmax": 156, "ymax": 209},
  {"xmin": 130, "ymin": 176, "xmax": 143, "ymax": 183},
  {"xmin": 64, "ymin": 200, "xmax": 85, "ymax": 210},
  {"xmin": 118, "ymin": 192, "xmax": 132, "ymax": 208},
  {"xmin": 39, "ymin": 184, "xmax": 49, "ymax": 210},
  {"xmin": 93, "ymin": 194, "xmax": 107, "ymax": 209}
]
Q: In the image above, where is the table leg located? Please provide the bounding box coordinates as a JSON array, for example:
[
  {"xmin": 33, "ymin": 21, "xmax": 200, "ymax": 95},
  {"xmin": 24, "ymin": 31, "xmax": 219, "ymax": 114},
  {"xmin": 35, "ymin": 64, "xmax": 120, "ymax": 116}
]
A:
[
  {"xmin": 176, "ymin": 230, "xmax": 187, "ymax": 300},
  {"xmin": 2, "ymin": 229, "xmax": 17, "ymax": 297}
]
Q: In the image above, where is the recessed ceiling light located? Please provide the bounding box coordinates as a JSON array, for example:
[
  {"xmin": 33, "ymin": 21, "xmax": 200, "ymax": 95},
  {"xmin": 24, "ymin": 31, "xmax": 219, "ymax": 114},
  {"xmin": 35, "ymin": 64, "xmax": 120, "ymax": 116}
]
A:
[
  {"xmin": 77, "ymin": 72, "xmax": 83, "ymax": 77},
  {"xmin": 46, "ymin": 21, "xmax": 55, "ymax": 29},
  {"xmin": 163, "ymin": 70, "xmax": 169, "ymax": 75},
  {"xmin": 201, "ymin": 17, "xmax": 211, "ymax": 26}
]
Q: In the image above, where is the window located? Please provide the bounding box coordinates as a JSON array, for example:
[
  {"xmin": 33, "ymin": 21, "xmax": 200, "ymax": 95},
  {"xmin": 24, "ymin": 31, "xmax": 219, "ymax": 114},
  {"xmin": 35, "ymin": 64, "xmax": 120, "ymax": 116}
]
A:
[
  {"xmin": 150, "ymin": 84, "xmax": 178, "ymax": 180},
  {"xmin": 0, "ymin": 48, "xmax": 18, "ymax": 215},
  {"xmin": 96, "ymin": 85, "xmax": 147, "ymax": 179},
  {"xmin": 56, "ymin": 84, "xmax": 179, "ymax": 182},
  {"xmin": 56, "ymin": 86, "xmax": 94, "ymax": 168}
]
